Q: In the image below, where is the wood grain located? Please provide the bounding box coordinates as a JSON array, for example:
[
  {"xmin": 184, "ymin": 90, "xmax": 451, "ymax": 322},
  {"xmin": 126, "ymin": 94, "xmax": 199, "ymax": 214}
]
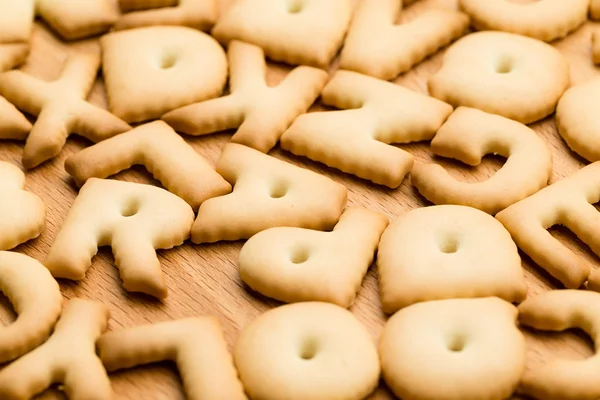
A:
[{"xmin": 0, "ymin": 0, "xmax": 599, "ymax": 399}]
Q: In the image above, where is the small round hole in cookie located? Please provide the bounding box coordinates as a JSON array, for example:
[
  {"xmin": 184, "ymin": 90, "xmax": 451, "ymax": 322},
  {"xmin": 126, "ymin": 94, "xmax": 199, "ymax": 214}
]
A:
[
  {"xmin": 290, "ymin": 247, "xmax": 310, "ymax": 264},
  {"xmin": 439, "ymin": 237, "xmax": 459, "ymax": 254},
  {"xmin": 160, "ymin": 53, "xmax": 178, "ymax": 69},
  {"xmin": 495, "ymin": 57, "xmax": 513, "ymax": 74},
  {"xmin": 121, "ymin": 199, "xmax": 140, "ymax": 217},
  {"xmin": 447, "ymin": 334, "xmax": 466, "ymax": 352},
  {"xmin": 286, "ymin": 0, "xmax": 303, "ymax": 13},
  {"xmin": 299, "ymin": 337, "xmax": 319, "ymax": 360},
  {"xmin": 269, "ymin": 181, "xmax": 288, "ymax": 199}
]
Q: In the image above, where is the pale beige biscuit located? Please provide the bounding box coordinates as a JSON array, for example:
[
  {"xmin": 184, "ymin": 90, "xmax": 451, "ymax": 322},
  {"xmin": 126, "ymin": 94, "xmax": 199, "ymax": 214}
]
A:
[
  {"xmin": 98, "ymin": 317, "xmax": 247, "ymax": 400},
  {"xmin": 380, "ymin": 297, "xmax": 525, "ymax": 400},
  {"xmin": 592, "ymin": 0, "xmax": 600, "ymax": 20},
  {"xmin": 36, "ymin": 0, "xmax": 119, "ymax": 41},
  {"xmin": 0, "ymin": 48, "xmax": 131, "ymax": 169},
  {"xmin": 428, "ymin": 31, "xmax": 570, "ymax": 124},
  {"xmin": 239, "ymin": 207, "xmax": 388, "ymax": 308},
  {"xmin": 496, "ymin": 161, "xmax": 600, "ymax": 289},
  {"xmin": 556, "ymin": 77, "xmax": 600, "ymax": 162},
  {"xmin": 101, "ymin": 26, "xmax": 227, "ymax": 123},
  {"xmin": 593, "ymin": 31, "xmax": 600, "ymax": 64},
  {"xmin": 0, "ymin": 0, "xmax": 33, "ymax": 72},
  {"xmin": 378, "ymin": 205, "xmax": 526, "ymax": 314},
  {"xmin": 115, "ymin": 0, "xmax": 217, "ymax": 31},
  {"xmin": 64, "ymin": 120, "xmax": 231, "ymax": 211},
  {"xmin": 163, "ymin": 40, "xmax": 328, "ymax": 153},
  {"xmin": 212, "ymin": 0, "xmax": 352, "ymax": 68},
  {"xmin": 120, "ymin": 0, "xmax": 178, "ymax": 12},
  {"xmin": 281, "ymin": 70, "xmax": 453, "ymax": 188},
  {"xmin": 234, "ymin": 302, "xmax": 380, "ymax": 400},
  {"xmin": 0, "ymin": 251, "xmax": 62, "ymax": 363},
  {"xmin": 459, "ymin": 0, "xmax": 588, "ymax": 42},
  {"xmin": 45, "ymin": 178, "xmax": 194, "ymax": 299},
  {"xmin": 518, "ymin": 290, "xmax": 600, "ymax": 400},
  {"xmin": 0, "ymin": 95, "xmax": 31, "ymax": 140},
  {"xmin": 411, "ymin": 107, "xmax": 552, "ymax": 215},
  {"xmin": 339, "ymin": 0, "xmax": 469, "ymax": 80},
  {"xmin": 0, "ymin": 161, "xmax": 45, "ymax": 250},
  {"xmin": 192, "ymin": 143, "xmax": 347, "ymax": 244},
  {"xmin": 0, "ymin": 298, "xmax": 111, "ymax": 400}
]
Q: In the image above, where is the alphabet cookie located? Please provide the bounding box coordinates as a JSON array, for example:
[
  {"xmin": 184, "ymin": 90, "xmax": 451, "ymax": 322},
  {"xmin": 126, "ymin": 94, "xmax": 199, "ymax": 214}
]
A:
[
  {"xmin": 280, "ymin": 70, "xmax": 453, "ymax": 188},
  {"xmin": 98, "ymin": 317, "xmax": 247, "ymax": 400},
  {"xmin": 101, "ymin": 26, "xmax": 227, "ymax": 123},
  {"xmin": 234, "ymin": 302, "xmax": 380, "ymax": 400},
  {"xmin": 380, "ymin": 297, "xmax": 525, "ymax": 400},
  {"xmin": 428, "ymin": 31, "xmax": 570, "ymax": 124},
  {"xmin": 163, "ymin": 40, "xmax": 328, "ymax": 153},
  {"xmin": 0, "ymin": 161, "xmax": 45, "ymax": 250},
  {"xmin": 496, "ymin": 162, "xmax": 600, "ymax": 289},
  {"xmin": 239, "ymin": 207, "xmax": 388, "ymax": 308},
  {"xmin": 212, "ymin": 0, "xmax": 352, "ymax": 68},
  {"xmin": 411, "ymin": 107, "xmax": 552, "ymax": 214},
  {"xmin": 0, "ymin": 299, "xmax": 111, "ymax": 400},
  {"xmin": 45, "ymin": 178, "xmax": 195, "ymax": 299},
  {"xmin": 192, "ymin": 143, "xmax": 347, "ymax": 244},
  {"xmin": 339, "ymin": 0, "xmax": 469, "ymax": 80},
  {"xmin": 458, "ymin": 0, "xmax": 588, "ymax": 42},
  {"xmin": 518, "ymin": 290, "xmax": 600, "ymax": 400},
  {"xmin": 0, "ymin": 251, "xmax": 62, "ymax": 363},
  {"xmin": 556, "ymin": 77, "xmax": 600, "ymax": 162},
  {"xmin": 378, "ymin": 205, "xmax": 526, "ymax": 314},
  {"xmin": 115, "ymin": 0, "xmax": 217, "ymax": 31},
  {"xmin": 64, "ymin": 120, "xmax": 231, "ymax": 211},
  {"xmin": 0, "ymin": 48, "xmax": 131, "ymax": 169}
]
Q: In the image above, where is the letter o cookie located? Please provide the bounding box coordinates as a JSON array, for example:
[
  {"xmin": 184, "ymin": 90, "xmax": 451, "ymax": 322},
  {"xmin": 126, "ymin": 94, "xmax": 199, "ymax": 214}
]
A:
[
  {"xmin": 429, "ymin": 31, "xmax": 569, "ymax": 124},
  {"xmin": 234, "ymin": 302, "xmax": 380, "ymax": 400},
  {"xmin": 380, "ymin": 297, "xmax": 525, "ymax": 400}
]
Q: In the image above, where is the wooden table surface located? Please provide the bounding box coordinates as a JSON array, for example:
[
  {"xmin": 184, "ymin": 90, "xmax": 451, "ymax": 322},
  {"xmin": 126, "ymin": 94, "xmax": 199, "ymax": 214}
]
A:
[{"xmin": 1, "ymin": 0, "xmax": 599, "ymax": 399}]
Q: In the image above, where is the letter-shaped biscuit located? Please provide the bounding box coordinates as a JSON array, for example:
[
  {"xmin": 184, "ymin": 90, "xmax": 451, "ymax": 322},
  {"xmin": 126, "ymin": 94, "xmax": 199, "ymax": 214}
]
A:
[
  {"xmin": 496, "ymin": 162, "xmax": 600, "ymax": 289},
  {"xmin": 115, "ymin": 0, "xmax": 217, "ymax": 31},
  {"xmin": 411, "ymin": 107, "xmax": 552, "ymax": 215},
  {"xmin": 45, "ymin": 178, "xmax": 195, "ymax": 299},
  {"xmin": 192, "ymin": 143, "xmax": 347, "ymax": 244},
  {"xmin": 0, "ymin": 161, "xmax": 45, "ymax": 250},
  {"xmin": 429, "ymin": 31, "xmax": 570, "ymax": 124},
  {"xmin": 101, "ymin": 26, "xmax": 227, "ymax": 123},
  {"xmin": 163, "ymin": 40, "xmax": 329, "ymax": 153},
  {"xmin": 234, "ymin": 302, "xmax": 380, "ymax": 400},
  {"xmin": 556, "ymin": 77, "xmax": 600, "ymax": 161},
  {"xmin": 0, "ymin": 49, "xmax": 131, "ymax": 169},
  {"xmin": 212, "ymin": 0, "xmax": 352, "ymax": 68},
  {"xmin": 36, "ymin": 0, "xmax": 119, "ymax": 40},
  {"xmin": 0, "ymin": 96, "xmax": 31, "ymax": 139},
  {"xmin": 65, "ymin": 120, "xmax": 231, "ymax": 211},
  {"xmin": 0, "ymin": 298, "xmax": 111, "ymax": 400},
  {"xmin": 0, "ymin": 251, "xmax": 62, "ymax": 363},
  {"xmin": 98, "ymin": 317, "xmax": 247, "ymax": 400},
  {"xmin": 518, "ymin": 290, "xmax": 600, "ymax": 400},
  {"xmin": 378, "ymin": 205, "xmax": 527, "ymax": 314},
  {"xmin": 0, "ymin": 0, "xmax": 33, "ymax": 72},
  {"xmin": 281, "ymin": 70, "xmax": 453, "ymax": 188},
  {"xmin": 239, "ymin": 207, "xmax": 388, "ymax": 308},
  {"xmin": 380, "ymin": 297, "xmax": 525, "ymax": 400},
  {"xmin": 459, "ymin": 0, "xmax": 588, "ymax": 42},
  {"xmin": 339, "ymin": 0, "xmax": 469, "ymax": 80}
]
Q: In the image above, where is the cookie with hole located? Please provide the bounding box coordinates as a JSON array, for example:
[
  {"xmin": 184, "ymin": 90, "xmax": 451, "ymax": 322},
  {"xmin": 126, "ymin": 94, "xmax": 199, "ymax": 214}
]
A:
[
  {"xmin": 101, "ymin": 25, "xmax": 227, "ymax": 124},
  {"xmin": 64, "ymin": 120, "xmax": 231, "ymax": 211},
  {"xmin": 238, "ymin": 207, "xmax": 388, "ymax": 308},
  {"xmin": 45, "ymin": 178, "xmax": 195, "ymax": 299},
  {"xmin": 234, "ymin": 302, "xmax": 380, "ymax": 400},
  {"xmin": 411, "ymin": 107, "xmax": 552, "ymax": 215},
  {"xmin": 98, "ymin": 317, "xmax": 247, "ymax": 400},
  {"xmin": 163, "ymin": 40, "xmax": 328, "ymax": 153},
  {"xmin": 517, "ymin": 290, "xmax": 600, "ymax": 400},
  {"xmin": 0, "ymin": 298, "xmax": 111, "ymax": 400},
  {"xmin": 212, "ymin": 0, "xmax": 352, "ymax": 68},
  {"xmin": 377, "ymin": 205, "xmax": 527, "ymax": 314},
  {"xmin": 191, "ymin": 143, "xmax": 347, "ymax": 244},
  {"xmin": 458, "ymin": 0, "xmax": 588, "ymax": 42},
  {"xmin": 280, "ymin": 70, "xmax": 453, "ymax": 188},
  {"xmin": 115, "ymin": 0, "xmax": 217, "ymax": 31},
  {"xmin": 428, "ymin": 31, "xmax": 570, "ymax": 124},
  {"xmin": 339, "ymin": 0, "xmax": 469, "ymax": 80},
  {"xmin": 380, "ymin": 297, "xmax": 525, "ymax": 400},
  {"xmin": 496, "ymin": 162, "xmax": 600, "ymax": 290}
]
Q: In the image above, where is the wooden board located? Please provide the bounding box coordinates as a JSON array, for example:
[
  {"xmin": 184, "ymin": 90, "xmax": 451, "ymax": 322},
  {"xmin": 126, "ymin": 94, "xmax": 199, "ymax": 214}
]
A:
[{"xmin": 1, "ymin": 0, "xmax": 599, "ymax": 399}]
